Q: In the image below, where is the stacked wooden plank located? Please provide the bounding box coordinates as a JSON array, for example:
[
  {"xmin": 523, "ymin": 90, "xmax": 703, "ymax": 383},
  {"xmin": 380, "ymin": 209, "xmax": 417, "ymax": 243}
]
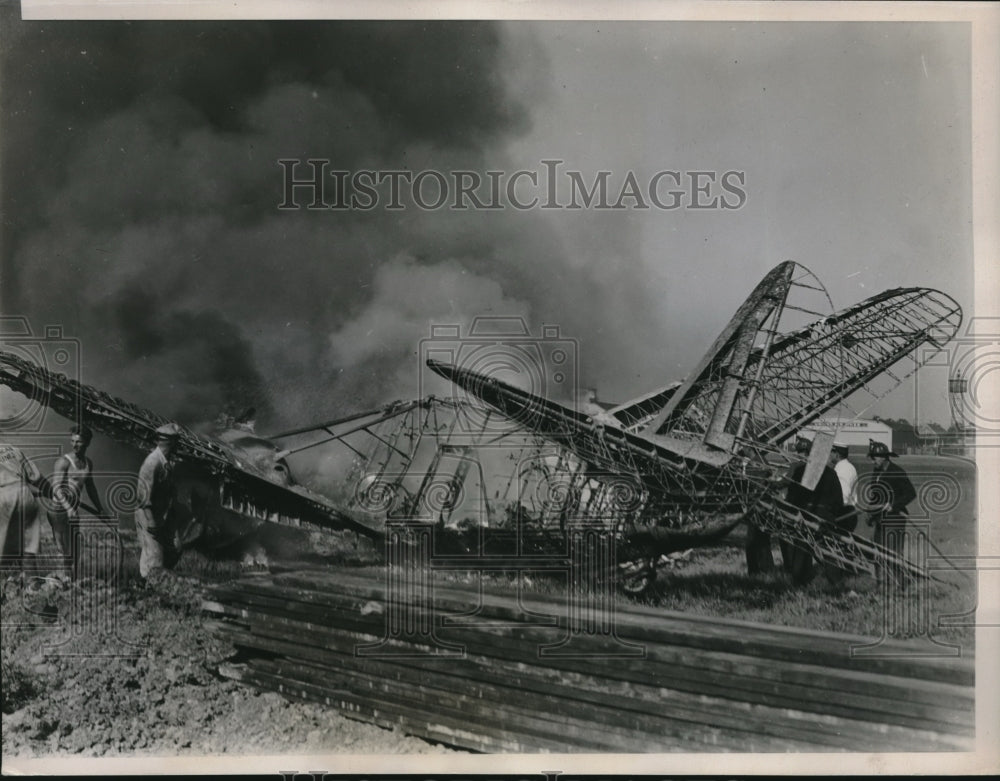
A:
[{"xmin": 202, "ymin": 569, "xmax": 974, "ymax": 753}]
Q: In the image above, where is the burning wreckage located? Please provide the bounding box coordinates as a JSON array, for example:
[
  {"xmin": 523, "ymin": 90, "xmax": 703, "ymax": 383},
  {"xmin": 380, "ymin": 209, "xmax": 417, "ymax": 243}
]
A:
[{"xmin": 0, "ymin": 262, "xmax": 963, "ymax": 591}]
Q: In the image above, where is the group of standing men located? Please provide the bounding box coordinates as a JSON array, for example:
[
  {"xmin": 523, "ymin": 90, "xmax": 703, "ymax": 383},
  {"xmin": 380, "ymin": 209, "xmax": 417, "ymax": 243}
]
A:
[
  {"xmin": 746, "ymin": 435, "xmax": 917, "ymax": 585},
  {"xmin": 0, "ymin": 422, "xmax": 182, "ymax": 584}
]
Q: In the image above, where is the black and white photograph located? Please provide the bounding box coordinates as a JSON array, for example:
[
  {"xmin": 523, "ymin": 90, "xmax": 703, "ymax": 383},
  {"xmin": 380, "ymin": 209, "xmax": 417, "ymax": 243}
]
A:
[{"xmin": 1, "ymin": 1, "xmax": 997, "ymax": 775}]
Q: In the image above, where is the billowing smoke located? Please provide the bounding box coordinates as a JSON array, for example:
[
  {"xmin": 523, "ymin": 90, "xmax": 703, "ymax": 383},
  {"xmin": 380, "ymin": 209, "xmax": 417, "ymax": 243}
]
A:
[
  {"xmin": 109, "ymin": 283, "xmax": 273, "ymax": 423},
  {"xmin": 2, "ymin": 16, "xmax": 668, "ymax": 449}
]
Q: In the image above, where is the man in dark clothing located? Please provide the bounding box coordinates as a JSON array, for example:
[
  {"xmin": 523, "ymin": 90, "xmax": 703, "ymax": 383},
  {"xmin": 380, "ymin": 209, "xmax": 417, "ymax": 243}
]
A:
[
  {"xmin": 745, "ymin": 435, "xmax": 812, "ymax": 575},
  {"xmin": 746, "ymin": 434, "xmax": 844, "ymax": 583},
  {"xmin": 865, "ymin": 439, "xmax": 917, "ymax": 581},
  {"xmin": 780, "ymin": 448, "xmax": 845, "ymax": 585}
]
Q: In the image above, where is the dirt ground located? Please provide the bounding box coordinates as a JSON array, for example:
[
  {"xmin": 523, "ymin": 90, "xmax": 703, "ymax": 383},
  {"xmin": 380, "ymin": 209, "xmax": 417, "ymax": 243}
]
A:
[{"xmin": 0, "ymin": 547, "xmax": 456, "ymax": 761}]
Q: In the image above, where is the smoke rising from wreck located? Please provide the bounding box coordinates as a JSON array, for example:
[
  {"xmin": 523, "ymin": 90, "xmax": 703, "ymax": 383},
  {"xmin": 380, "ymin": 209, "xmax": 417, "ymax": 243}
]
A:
[{"xmin": 2, "ymin": 17, "xmax": 670, "ymax": 463}]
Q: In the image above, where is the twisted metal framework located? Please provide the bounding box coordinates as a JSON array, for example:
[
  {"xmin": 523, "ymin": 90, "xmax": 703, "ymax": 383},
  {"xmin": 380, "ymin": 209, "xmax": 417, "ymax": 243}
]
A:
[
  {"xmin": 747, "ymin": 499, "xmax": 928, "ymax": 583},
  {"xmin": 0, "ymin": 262, "xmax": 965, "ymax": 589},
  {"xmin": 745, "ymin": 287, "xmax": 962, "ymax": 446},
  {"xmin": 282, "ymin": 385, "xmax": 931, "ymax": 585},
  {"xmin": 426, "ymin": 361, "xmax": 759, "ymax": 540},
  {"xmin": 273, "ymin": 397, "xmax": 569, "ymax": 529},
  {"xmin": 0, "ymin": 348, "xmax": 378, "ymax": 539},
  {"xmin": 428, "ymin": 262, "xmax": 965, "ymax": 587},
  {"xmin": 639, "ymin": 263, "xmax": 962, "ymax": 457}
]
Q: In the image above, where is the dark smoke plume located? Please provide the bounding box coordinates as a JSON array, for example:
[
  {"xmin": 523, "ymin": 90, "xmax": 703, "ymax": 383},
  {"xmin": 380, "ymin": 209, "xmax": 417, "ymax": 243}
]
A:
[{"xmin": 2, "ymin": 16, "xmax": 666, "ymax": 438}]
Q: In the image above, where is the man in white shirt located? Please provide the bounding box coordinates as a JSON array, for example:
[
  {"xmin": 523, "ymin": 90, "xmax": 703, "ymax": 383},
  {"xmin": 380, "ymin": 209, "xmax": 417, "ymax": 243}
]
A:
[
  {"xmin": 48, "ymin": 425, "xmax": 105, "ymax": 579},
  {"xmin": 829, "ymin": 442, "xmax": 859, "ymax": 533}
]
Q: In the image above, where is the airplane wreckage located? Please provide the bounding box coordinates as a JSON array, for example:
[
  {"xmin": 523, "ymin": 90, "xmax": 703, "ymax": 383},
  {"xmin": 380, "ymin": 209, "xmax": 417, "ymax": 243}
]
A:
[{"xmin": 0, "ymin": 262, "xmax": 963, "ymax": 591}]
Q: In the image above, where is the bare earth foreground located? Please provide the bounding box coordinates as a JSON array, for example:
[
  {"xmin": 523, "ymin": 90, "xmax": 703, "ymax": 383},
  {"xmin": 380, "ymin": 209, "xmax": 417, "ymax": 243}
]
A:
[{"xmin": 1, "ymin": 559, "xmax": 457, "ymax": 759}]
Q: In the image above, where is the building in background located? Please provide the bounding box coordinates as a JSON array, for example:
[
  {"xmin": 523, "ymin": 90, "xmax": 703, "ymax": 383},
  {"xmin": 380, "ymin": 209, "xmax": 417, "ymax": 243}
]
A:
[{"xmin": 800, "ymin": 417, "xmax": 893, "ymax": 453}]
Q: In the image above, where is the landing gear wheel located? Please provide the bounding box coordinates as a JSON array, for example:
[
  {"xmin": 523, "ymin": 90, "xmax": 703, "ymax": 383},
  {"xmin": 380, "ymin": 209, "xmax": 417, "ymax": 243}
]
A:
[{"xmin": 618, "ymin": 557, "xmax": 658, "ymax": 596}]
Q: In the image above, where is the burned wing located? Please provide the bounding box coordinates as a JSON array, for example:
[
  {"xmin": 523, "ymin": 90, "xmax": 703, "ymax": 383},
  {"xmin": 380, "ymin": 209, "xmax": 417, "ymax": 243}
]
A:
[
  {"xmin": 0, "ymin": 348, "xmax": 380, "ymax": 540},
  {"xmin": 637, "ymin": 262, "xmax": 962, "ymax": 458},
  {"xmin": 741, "ymin": 286, "xmax": 962, "ymax": 445}
]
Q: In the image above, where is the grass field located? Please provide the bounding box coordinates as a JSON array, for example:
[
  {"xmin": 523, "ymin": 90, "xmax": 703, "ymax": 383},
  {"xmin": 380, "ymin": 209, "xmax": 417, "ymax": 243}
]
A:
[
  {"xmin": 407, "ymin": 454, "xmax": 979, "ymax": 650},
  {"xmin": 624, "ymin": 454, "xmax": 978, "ymax": 649}
]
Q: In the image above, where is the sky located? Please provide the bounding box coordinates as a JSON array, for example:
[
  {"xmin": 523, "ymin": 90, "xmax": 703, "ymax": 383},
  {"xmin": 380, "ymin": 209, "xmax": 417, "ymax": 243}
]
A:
[{"xmin": 0, "ymin": 15, "xmax": 973, "ymax": 432}]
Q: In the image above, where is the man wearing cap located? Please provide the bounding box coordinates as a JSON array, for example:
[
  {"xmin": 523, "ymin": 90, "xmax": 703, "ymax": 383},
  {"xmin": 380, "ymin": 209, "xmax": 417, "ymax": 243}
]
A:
[
  {"xmin": 135, "ymin": 423, "xmax": 181, "ymax": 579},
  {"xmin": 830, "ymin": 442, "xmax": 859, "ymax": 533},
  {"xmin": 866, "ymin": 439, "xmax": 916, "ymax": 579}
]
